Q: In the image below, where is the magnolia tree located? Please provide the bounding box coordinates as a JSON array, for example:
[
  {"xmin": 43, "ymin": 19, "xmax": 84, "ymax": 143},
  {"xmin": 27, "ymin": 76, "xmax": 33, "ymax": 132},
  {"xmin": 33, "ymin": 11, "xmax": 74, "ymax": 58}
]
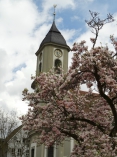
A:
[{"xmin": 21, "ymin": 11, "xmax": 117, "ymax": 156}]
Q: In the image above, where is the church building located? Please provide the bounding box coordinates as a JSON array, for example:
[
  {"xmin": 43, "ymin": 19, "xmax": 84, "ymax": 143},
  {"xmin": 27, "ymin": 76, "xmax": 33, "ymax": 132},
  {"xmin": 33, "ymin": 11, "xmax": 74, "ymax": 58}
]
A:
[{"xmin": 29, "ymin": 10, "xmax": 74, "ymax": 157}]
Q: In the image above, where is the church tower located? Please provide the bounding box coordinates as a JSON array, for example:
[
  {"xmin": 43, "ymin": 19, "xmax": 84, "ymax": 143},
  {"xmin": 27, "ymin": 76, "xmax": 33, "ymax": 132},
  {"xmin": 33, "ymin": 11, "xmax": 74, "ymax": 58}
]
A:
[
  {"xmin": 32, "ymin": 19, "xmax": 70, "ymax": 89},
  {"xmin": 34, "ymin": 8, "xmax": 70, "ymax": 79},
  {"xmin": 35, "ymin": 21, "xmax": 70, "ymax": 76}
]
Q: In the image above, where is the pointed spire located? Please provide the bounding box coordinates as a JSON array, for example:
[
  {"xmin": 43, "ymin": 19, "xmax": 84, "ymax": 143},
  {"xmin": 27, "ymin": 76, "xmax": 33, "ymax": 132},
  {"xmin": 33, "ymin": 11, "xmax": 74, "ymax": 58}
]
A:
[
  {"xmin": 53, "ymin": 5, "xmax": 57, "ymax": 21},
  {"xmin": 49, "ymin": 20, "xmax": 60, "ymax": 33},
  {"xmin": 36, "ymin": 5, "xmax": 70, "ymax": 54}
]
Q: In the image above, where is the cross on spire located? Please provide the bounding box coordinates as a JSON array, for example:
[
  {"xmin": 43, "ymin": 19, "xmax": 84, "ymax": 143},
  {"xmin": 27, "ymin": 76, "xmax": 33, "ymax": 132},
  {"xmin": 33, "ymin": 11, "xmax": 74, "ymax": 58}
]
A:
[{"xmin": 53, "ymin": 5, "xmax": 57, "ymax": 21}]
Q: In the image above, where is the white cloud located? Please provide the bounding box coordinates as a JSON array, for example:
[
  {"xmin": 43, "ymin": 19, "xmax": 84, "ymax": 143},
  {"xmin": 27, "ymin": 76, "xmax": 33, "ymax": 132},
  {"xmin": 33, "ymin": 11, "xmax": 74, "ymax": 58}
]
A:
[
  {"xmin": 71, "ymin": 15, "xmax": 80, "ymax": 21},
  {"xmin": 0, "ymin": 0, "xmax": 117, "ymax": 116},
  {"xmin": 61, "ymin": 29, "xmax": 77, "ymax": 43},
  {"xmin": 56, "ymin": 17, "xmax": 63, "ymax": 24},
  {"xmin": 73, "ymin": 13, "xmax": 117, "ymax": 50},
  {"xmin": 61, "ymin": 29, "xmax": 79, "ymax": 67},
  {"xmin": 41, "ymin": 0, "xmax": 76, "ymax": 11},
  {"xmin": 0, "ymin": 0, "xmax": 40, "ymax": 115},
  {"xmin": 0, "ymin": 0, "xmax": 78, "ymax": 115}
]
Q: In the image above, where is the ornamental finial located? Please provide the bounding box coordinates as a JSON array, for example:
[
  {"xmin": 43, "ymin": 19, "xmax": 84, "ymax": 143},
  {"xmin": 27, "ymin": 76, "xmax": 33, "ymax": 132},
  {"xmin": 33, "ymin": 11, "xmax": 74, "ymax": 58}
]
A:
[{"xmin": 53, "ymin": 5, "xmax": 57, "ymax": 21}]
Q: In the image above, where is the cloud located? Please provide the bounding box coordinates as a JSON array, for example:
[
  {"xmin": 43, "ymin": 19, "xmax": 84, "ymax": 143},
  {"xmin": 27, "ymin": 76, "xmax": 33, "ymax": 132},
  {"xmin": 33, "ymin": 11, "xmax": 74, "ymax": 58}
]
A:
[
  {"xmin": 61, "ymin": 29, "xmax": 78, "ymax": 43},
  {"xmin": 41, "ymin": 0, "xmax": 76, "ymax": 11},
  {"xmin": 0, "ymin": 0, "xmax": 117, "ymax": 116},
  {"xmin": 0, "ymin": 0, "xmax": 78, "ymax": 115},
  {"xmin": 71, "ymin": 15, "xmax": 80, "ymax": 21},
  {"xmin": 0, "ymin": 0, "xmax": 40, "ymax": 115},
  {"xmin": 73, "ymin": 13, "xmax": 117, "ymax": 50}
]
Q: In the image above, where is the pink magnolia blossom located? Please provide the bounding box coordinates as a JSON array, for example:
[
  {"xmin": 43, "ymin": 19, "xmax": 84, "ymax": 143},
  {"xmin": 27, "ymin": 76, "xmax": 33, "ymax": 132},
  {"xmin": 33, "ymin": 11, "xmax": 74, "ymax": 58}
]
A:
[{"xmin": 21, "ymin": 11, "xmax": 117, "ymax": 157}]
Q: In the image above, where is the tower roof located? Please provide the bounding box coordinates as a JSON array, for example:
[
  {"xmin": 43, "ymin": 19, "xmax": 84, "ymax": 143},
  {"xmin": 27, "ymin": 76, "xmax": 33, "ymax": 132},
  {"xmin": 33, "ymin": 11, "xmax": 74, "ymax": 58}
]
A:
[{"xmin": 36, "ymin": 21, "xmax": 70, "ymax": 55}]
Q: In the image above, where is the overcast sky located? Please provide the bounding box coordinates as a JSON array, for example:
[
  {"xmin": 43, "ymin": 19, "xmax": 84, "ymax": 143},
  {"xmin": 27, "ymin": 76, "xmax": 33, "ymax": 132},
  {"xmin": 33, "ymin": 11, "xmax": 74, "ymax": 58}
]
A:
[{"xmin": 0, "ymin": 0, "xmax": 117, "ymax": 115}]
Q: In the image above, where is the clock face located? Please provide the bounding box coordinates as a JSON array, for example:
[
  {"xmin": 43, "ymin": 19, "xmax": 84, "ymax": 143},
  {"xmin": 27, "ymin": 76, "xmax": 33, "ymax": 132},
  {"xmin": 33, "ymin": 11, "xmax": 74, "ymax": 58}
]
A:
[{"xmin": 54, "ymin": 49, "xmax": 62, "ymax": 58}]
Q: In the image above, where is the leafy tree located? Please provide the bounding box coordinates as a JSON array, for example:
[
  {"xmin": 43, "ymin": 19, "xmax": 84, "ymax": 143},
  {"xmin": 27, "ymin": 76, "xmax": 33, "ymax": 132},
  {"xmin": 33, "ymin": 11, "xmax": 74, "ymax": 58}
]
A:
[
  {"xmin": 21, "ymin": 11, "xmax": 117, "ymax": 156},
  {"xmin": 0, "ymin": 110, "xmax": 19, "ymax": 157}
]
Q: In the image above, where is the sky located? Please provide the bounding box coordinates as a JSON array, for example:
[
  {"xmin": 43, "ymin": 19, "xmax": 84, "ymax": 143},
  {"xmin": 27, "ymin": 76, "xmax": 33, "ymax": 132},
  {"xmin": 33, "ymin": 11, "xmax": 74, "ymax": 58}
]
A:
[{"xmin": 0, "ymin": 0, "xmax": 117, "ymax": 115}]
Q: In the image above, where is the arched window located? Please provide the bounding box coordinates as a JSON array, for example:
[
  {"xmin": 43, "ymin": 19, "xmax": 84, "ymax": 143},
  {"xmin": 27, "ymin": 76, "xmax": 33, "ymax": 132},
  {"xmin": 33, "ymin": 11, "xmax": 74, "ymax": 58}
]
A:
[
  {"xmin": 31, "ymin": 148, "xmax": 35, "ymax": 157},
  {"xmin": 39, "ymin": 62, "xmax": 42, "ymax": 73},
  {"xmin": 54, "ymin": 59, "xmax": 62, "ymax": 74}
]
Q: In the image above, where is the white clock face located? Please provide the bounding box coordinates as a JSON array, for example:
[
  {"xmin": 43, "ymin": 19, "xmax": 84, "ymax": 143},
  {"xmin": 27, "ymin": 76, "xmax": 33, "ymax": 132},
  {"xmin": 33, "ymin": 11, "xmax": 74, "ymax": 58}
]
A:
[{"xmin": 54, "ymin": 49, "xmax": 62, "ymax": 58}]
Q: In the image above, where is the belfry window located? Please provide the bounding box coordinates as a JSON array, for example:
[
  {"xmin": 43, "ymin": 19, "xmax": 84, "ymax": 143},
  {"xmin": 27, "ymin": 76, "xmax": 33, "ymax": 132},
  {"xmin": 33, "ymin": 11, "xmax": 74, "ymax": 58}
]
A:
[{"xmin": 54, "ymin": 59, "xmax": 62, "ymax": 74}]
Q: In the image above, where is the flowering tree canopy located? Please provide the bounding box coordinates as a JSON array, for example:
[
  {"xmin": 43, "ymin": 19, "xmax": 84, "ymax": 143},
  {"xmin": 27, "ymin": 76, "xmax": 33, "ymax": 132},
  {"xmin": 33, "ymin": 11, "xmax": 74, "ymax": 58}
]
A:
[{"xmin": 21, "ymin": 11, "xmax": 117, "ymax": 156}]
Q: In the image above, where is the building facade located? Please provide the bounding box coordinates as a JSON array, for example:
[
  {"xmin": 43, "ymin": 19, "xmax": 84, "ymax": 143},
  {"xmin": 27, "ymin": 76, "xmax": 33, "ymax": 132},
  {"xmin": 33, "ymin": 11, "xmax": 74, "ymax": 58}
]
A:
[{"xmin": 7, "ymin": 126, "xmax": 29, "ymax": 157}]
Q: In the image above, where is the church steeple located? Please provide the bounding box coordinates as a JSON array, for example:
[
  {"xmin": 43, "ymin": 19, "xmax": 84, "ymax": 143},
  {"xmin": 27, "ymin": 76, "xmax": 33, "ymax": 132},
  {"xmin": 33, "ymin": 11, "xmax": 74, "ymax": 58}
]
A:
[
  {"xmin": 36, "ymin": 5, "xmax": 70, "ymax": 55},
  {"xmin": 31, "ymin": 9, "xmax": 70, "ymax": 89},
  {"xmin": 36, "ymin": 21, "xmax": 70, "ymax": 56}
]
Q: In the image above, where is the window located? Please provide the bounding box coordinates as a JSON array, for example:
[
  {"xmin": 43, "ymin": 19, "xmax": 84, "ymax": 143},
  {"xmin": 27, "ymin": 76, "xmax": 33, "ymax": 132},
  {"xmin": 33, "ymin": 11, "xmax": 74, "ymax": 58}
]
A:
[
  {"xmin": 39, "ymin": 62, "xmax": 42, "ymax": 73},
  {"xmin": 17, "ymin": 139, "xmax": 20, "ymax": 143},
  {"xmin": 26, "ymin": 149, "xmax": 29, "ymax": 157},
  {"xmin": 31, "ymin": 148, "xmax": 35, "ymax": 157},
  {"xmin": 11, "ymin": 148, "xmax": 15, "ymax": 156},
  {"xmin": 39, "ymin": 52, "xmax": 42, "ymax": 73},
  {"xmin": 23, "ymin": 138, "xmax": 25, "ymax": 143},
  {"xmin": 17, "ymin": 149, "xmax": 21, "ymax": 156},
  {"xmin": 47, "ymin": 146, "xmax": 54, "ymax": 157},
  {"xmin": 54, "ymin": 59, "xmax": 62, "ymax": 74}
]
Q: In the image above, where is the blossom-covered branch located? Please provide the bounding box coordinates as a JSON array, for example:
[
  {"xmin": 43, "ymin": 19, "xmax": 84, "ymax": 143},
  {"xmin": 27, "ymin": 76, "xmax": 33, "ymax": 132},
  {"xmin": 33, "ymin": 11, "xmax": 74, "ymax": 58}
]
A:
[{"xmin": 21, "ymin": 11, "xmax": 117, "ymax": 156}]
